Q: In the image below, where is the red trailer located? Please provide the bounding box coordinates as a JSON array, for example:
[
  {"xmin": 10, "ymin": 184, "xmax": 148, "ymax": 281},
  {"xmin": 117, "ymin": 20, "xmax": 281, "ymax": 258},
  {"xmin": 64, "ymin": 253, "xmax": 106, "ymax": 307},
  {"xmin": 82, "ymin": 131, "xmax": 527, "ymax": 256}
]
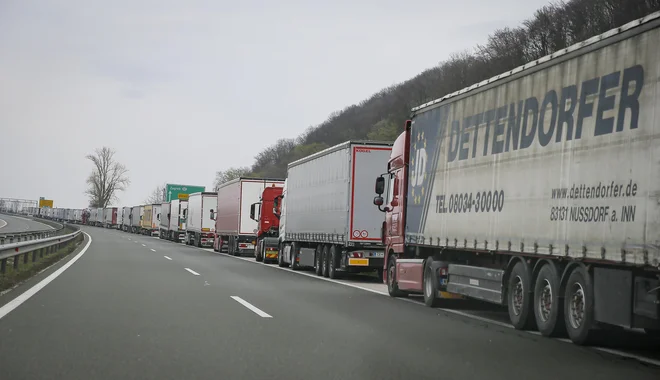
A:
[
  {"xmin": 250, "ymin": 184, "xmax": 284, "ymax": 263},
  {"xmin": 103, "ymin": 207, "xmax": 118, "ymax": 228}
]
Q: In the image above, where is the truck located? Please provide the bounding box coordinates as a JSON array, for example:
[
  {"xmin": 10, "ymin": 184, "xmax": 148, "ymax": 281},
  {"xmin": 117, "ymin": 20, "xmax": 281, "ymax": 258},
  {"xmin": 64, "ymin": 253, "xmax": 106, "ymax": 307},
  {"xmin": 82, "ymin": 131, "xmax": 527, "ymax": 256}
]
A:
[
  {"xmin": 95, "ymin": 208, "xmax": 104, "ymax": 226},
  {"xmin": 372, "ymin": 12, "xmax": 660, "ymax": 346},
  {"xmin": 251, "ymin": 184, "xmax": 283, "ymax": 263},
  {"xmin": 88, "ymin": 208, "xmax": 98, "ymax": 225},
  {"xmin": 159, "ymin": 202, "xmax": 171, "ymax": 239},
  {"xmin": 130, "ymin": 205, "xmax": 143, "ymax": 234},
  {"xmin": 166, "ymin": 199, "xmax": 188, "ymax": 242},
  {"xmin": 103, "ymin": 207, "xmax": 118, "ymax": 228},
  {"xmin": 121, "ymin": 207, "xmax": 132, "ymax": 231},
  {"xmin": 73, "ymin": 209, "xmax": 82, "ymax": 224},
  {"xmin": 141, "ymin": 204, "xmax": 161, "ymax": 236},
  {"xmin": 275, "ymin": 141, "xmax": 392, "ymax": 278},
  {"xmin": 185, "ymin": 192, "xmax": 217, "ymax": 247},
  {"xmin": 213, "ymin": 177, "xmax": 284, "ymax": 256}
]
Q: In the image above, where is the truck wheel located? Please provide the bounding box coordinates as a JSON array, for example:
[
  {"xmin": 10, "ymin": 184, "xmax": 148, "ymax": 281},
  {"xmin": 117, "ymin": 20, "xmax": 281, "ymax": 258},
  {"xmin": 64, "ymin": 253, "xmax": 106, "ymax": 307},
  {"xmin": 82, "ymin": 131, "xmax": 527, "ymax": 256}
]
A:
[
  {"xmin": 328, "ymin": 245, "xmax": 338, "ymax": 279},
  {"xmin": 563, "ymin": 265, "xmax": 595, "ymax": 345},
  {"xmin": 387, "ymin": 258, "xmax": 406, "ymax": 297},
  {"xmin": 185, "ymin": 234, "xmax": 190, "ymax": 245},
  {"xmin": 423, "ymin": 262, "xmax": 441, "ymax": 307},
  {"xmin": 228, "ymin": 237, "xmax": 234, "ymax": 255},
  {"xmin": 322, "ymin": 245, "xmax": 330, "ymax": 278},
  {"xmin": 290, "ymin": 243, "xmax": 299, "ymax": 270},
  {"xmin": 533, "ymin": 263, "xmax": 565, "ymax": 337},
  {"xmin": 256, "ymin": 242, "xmax": 263, "ymax": 262},
  {"xmin": 507, "ymin": 261, "xmax": 535, "ymax": 330},
  {"xmin": 277, "ymin": 245, "xmax": 286, "ymax": 267},
  {"xmin": 314, "ymin": 245, "xmax": 323, "ymax": 276}
]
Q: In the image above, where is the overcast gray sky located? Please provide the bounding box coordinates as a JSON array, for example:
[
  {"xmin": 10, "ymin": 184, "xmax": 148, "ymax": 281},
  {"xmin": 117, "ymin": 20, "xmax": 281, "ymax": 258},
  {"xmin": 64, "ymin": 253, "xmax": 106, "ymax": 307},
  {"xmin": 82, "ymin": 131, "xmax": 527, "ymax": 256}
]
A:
[{"xmin": 1, "ymin": 0, "xmax": 550, "ymax": 208}]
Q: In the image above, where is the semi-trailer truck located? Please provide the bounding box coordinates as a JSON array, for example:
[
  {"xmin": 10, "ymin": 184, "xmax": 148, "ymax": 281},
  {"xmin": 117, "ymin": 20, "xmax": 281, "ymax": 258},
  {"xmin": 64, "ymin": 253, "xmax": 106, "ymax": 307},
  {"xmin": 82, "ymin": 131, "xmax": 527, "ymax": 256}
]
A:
[
  {"xmin": 159, "ymin": 202, "xmax": 171, "ymax": 239},
  {"xmin": 103, "ymin": 207, "xmax": 118, "ymax": 228},
  {"xmin": 95, "ymin": 208, "xmax": 104, "ymax": 227},
  {"xmin": 276, "ymin": 141, "xmax": 392, "ymax": 279},
  {"xmin": 130, "ymin": 205, "xmax": 143, "ymax": 234},
  {"xmin": 140, "ymin": 204, "xmax": 161, "ymax": 235},
  {"xmin": 372, "ymin": 12, "xmax": 660, "ymax": 345},
  {"xmin": 251, "ymin": 184, "xmax": 283, "ymax": 263},
  {"xmin": 167, "ymin": 199, "xmax": 188, "ymax": 241},
  {"xmin": 121, "ymin": 207, "xmax": 132, "ymax": 231},
  {"xmin": 185, "ymin": 192, "xmax": 217, "ymax": 247},
  {"xmin": 213, "ymin": 177, "xmax": 284, "ymax": 256}
]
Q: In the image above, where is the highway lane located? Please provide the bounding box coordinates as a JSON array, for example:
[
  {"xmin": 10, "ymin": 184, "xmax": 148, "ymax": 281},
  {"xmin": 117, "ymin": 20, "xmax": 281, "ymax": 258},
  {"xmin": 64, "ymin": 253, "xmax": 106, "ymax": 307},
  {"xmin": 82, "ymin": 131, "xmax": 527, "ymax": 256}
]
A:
[
  {"xmin": 0, "ymin": 226, "xmax": 658, "ymax": 380},
  {"xmin": 0, "ymin": 213, "xmax": 54, "ymax": 234}
]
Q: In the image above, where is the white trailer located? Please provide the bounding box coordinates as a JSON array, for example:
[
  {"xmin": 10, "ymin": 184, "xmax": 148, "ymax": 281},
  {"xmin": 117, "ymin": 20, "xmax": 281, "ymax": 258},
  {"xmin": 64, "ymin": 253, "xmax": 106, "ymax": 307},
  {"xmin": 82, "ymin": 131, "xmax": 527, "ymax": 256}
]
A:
[
  {"xmin": 214, "ymin": 178, "xmax": 284, "ymax": 255},
  {"xmin": 185, "ymin": 192, "xmax": 217, "ymax": 247},
  {"xmin": 95, "ymin": 208, "xmax": 103, "ymax": 226},
  {"xmin": 130, "ymin": 206, "xmax": 143, "ymax": 233},
  {"xmin": 276, "ymin": 141, "xmax": 392, "ymax": 278},
  {"xmin": 159, "ymin": 202, "xmax": 171, "ymax": 239},
  {"xmin": 372, "ymin": 12, "xmax": 660, "ymax": 344},
  {"xmin": 121, "ymin": 207, "xmax": 132, "ymax": 231},
  {"xmin": 73, "ymin": 209, "xmax": 82, "ymax": 223},
  {"xmin": 166, "ymin": 199, "xmax": 188, "ymax": 242}
]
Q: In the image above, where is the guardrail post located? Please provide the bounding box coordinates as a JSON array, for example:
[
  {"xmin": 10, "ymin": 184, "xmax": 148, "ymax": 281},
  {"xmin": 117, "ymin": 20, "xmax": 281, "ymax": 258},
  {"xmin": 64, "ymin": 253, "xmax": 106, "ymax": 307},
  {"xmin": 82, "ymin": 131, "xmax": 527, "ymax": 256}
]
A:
[
  {"xmin": 39, "ymin": 248, "xmax": 44, "ymax": 258},
  {"xmin": 32, "ymin": 250, "xmax": 37, "ymax": 262},
  {"xmin": 23, "ymin": 252, "xmax": 28, "ymax": 264},
  {"xmin": 1, "ymin": 258, "xmax": 6, "ymax": 274},
  {"xmin": 13, "ymin": 256, "xmax": 19, "ymax": 270}
]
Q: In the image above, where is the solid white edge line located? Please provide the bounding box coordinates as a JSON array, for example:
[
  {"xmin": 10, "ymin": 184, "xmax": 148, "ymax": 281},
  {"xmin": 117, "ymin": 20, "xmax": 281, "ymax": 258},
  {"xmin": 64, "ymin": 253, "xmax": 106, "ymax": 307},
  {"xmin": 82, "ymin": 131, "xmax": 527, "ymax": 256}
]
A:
[
  {"xmin": 231, "ymin": 296, "xmax": 272, "ymax": 318},
  {"xmin": 200, "ymin": 247, "xmax": 660, "ymax": 367},
  {"xmin": 164, "ymin": 256, "xmax": 172, "ymax": 260},
  {"xmin": 141, "ymin": 244, "xmax": 146, "ymax": 247},
  {"xmin": 150, "ymin": 249, "xmax": 156, "ymax": 252},
  {"xmin": 184, "ymin": 268, "xmax": 200, "ymax": 275},
  {"xmin": 0, "ymin": 219, "xmax": 6, "ymax": 229},
  {"xmin": 0, "ymin": 231, "xmax": 92, "ymax": 320}
]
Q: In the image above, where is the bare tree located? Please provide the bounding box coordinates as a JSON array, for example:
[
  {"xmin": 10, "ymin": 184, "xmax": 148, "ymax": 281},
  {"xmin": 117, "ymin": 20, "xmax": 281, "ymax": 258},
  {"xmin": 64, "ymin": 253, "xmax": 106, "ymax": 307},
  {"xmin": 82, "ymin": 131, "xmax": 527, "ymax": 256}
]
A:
[
  {"xmin": 214, "ymin": 167, "xmax": 251, "ymax": 190},
  {"xmin": 144, "ymin": 183, "xmax": 167, "ymax": 204},
  {"xmin": 85, "ymin": 147, "xmax": 130, "ymax": 208}
]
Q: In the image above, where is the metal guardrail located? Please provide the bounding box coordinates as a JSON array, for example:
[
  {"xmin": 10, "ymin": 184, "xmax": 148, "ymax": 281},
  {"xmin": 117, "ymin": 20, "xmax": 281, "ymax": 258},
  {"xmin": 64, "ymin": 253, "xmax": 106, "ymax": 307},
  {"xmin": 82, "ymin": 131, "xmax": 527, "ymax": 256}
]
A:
[
  {"xmin": 0, "ymin": 225, "xmax": 82, "ymax": 275},
  {"xmin": 0, "ymin": 213, "xmax": 64, "ymax": 243}
]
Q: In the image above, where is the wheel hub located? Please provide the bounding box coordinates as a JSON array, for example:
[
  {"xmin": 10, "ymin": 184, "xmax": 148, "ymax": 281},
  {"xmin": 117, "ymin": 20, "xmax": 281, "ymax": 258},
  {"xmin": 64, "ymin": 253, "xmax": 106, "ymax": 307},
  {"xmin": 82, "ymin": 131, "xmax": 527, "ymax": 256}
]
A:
[
  {"xmin": 569, "ymin": 283, "xmax": 585, "ymax": 329},
  {"xmin": 538, "ymin": 280, "xmax": 552, "ymax": 322},
  {"xmin": 512, "ymin": 275, "xmax": 524, "ymax": 316}
]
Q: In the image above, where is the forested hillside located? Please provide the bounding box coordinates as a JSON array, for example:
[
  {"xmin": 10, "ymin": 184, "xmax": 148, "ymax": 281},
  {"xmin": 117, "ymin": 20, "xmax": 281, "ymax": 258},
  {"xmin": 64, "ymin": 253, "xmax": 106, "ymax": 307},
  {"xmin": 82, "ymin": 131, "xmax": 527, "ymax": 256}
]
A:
[{"xmin": 214, "ymin": 0, "xmax": 660, "ymax": 188}]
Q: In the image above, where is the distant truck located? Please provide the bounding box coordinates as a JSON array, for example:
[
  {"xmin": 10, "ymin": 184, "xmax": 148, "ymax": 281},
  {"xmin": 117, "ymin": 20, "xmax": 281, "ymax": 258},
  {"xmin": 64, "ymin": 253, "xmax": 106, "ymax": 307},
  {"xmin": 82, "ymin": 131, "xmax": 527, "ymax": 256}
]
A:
[
  {"xmin": 213, "ymin": 177, "xmax": 284, "ymax": 256},
  {"xmin": 121, "ymin": 207, "xmax": 132, "ymax": 231},
  {"xmin": 140, "ymin": 204, "xmax": 161, "ymax": 236},
  {"xmin": 185, "ymin": 192, "xmax": 217, "ymax": 247},
  {"xmin": 371, "ymin": 12, "xmax": 660, "ymax": 345},
  {"xmin": 95, "ymin": 208, "xmax": 104, "ymax": 227},
  {"xmin": 251, "ymin": 184, "xmax": 283, "ymax": 263},
  {"xmin": 159, "ymin": 202, "xmax": 171, "ymax": 239},
  {"xmin": 130, "ymin": 206, "xmax": 143, "ymax": 234},
  {"xmin": 103, "ymin": 207, "xmax": 118, "ymax": 228},
  {"xmin": 276, "ymin": 141, "xmax": 392, "ymax": 279},
  {"xmin": 166, "ymin": 199, "xmax": 188, "ymax": 242},
  {"xmin": 88, "ymin": 208, "xmax": 98, "ymax": 225}
]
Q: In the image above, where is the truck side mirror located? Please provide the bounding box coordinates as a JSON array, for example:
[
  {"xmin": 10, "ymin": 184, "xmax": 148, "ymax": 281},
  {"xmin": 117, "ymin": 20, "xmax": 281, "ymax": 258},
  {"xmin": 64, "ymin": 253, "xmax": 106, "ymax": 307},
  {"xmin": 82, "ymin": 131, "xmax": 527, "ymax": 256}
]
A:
[
  {"xmin": 210, "ymin": 209, "xmax": 215, "ymax": 220},
  {"xmin": 157, "ymin": 213, "xmax": 160, "ymax": 220},
  {"xmin": 373, "ymin": 196, "xmax": 384, "ymax": 206},
  {"xmin": 249, "ymin": 202, "xmax": 260, "ymax": 221},
  {"xmin": 167, "ymin": 213, "xmax": 171, "ymax": 219},
  {"xmin": 375, "ymin": 176, "xmax": 385, "ymax": 195}
]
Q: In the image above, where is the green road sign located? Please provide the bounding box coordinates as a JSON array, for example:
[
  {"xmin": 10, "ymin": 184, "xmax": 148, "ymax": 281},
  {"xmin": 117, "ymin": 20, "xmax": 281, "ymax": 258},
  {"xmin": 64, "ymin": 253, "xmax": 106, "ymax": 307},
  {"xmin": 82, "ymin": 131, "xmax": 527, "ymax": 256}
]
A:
[{"xmin": 165, "ymin": 184, "xmax": 205, "ymax": 202}]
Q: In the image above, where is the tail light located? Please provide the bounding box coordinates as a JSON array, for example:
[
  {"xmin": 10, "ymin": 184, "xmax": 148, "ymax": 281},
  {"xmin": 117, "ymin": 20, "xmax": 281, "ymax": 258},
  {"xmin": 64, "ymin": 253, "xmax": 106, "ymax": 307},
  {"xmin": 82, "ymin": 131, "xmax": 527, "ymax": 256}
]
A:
[
  {"xmin": 351, "ymin": 252, "xmax": 363, "ymax": 258},
  {"xmin": 439, "ymin": 268, "xmax": 448, "ymax": 276},
  {"xmin": 239, "ymin": 243, "xmax": 248, "ymax": 248}
]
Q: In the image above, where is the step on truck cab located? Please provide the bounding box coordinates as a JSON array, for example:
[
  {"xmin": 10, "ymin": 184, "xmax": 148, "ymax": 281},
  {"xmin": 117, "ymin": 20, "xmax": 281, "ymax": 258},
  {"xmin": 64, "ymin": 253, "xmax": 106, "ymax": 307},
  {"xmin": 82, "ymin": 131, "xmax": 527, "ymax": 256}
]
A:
[
  {"xmin": 276, "ymin": 140, "xmax": 393, "ymax": 279},
  {"xmin": 373, "ymin": 12, "xmax": 660, "ymax": 345},
  {"xmin": 251, "ymin": 184, "xmax": 283, "ymax": 263},
  {"xmin": 185, "ymin": 192, "xmax": 217, "ymax": 247},
  {"xmin": 213, "ymin": 177, "xmax": 284, "ymax": 256}
]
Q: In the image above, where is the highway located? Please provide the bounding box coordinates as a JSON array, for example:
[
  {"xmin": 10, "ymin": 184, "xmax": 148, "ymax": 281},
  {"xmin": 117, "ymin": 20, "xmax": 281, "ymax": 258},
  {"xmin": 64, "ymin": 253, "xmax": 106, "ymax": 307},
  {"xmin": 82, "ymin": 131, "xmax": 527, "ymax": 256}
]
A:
[
  {"xmin": 0, "ymin": 226, "xmax": 658, "ymax": 380},
  {"xmin": 0, "ymin": 213, "xmax": 54, "ymax": 234}
]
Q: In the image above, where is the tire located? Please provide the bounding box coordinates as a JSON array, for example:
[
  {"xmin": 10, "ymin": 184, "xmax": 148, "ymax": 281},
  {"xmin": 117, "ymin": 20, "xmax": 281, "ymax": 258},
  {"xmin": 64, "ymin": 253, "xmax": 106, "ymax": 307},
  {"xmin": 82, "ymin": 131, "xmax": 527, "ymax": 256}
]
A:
[
  {"xmin": 322, "ymin": 245, "xmax": 330, "ymax": 278},
  {"xmin": 290, "ymin": 243, "xmax": 299, "ymax": 270},
  {"xmin": 423, "ymin": 262, "xmax": 440, "ymax": 307},
  {"xmin": 533, "ymin": 263, "xmax": 565, "ymax": 337},
  {"xmin": 256, "ymin": 241, "xmax": 263, "ymax": 262},
  {"xmin": 196, "ymin": 234, "xmax": 202, "ymax": 248},
  {"xmin": 185, "ymin": 234, "xmax": 190, "ymax": 245},
  {"xmin": 314, "ymin": 245, "xmax": 323, "ymax": 276},
  {"xmin": 507, "ymin": 261, "xmax": 535, "ymax": 330},
  {"xmin": 387, "ymin": 257, "xmax": 407, "ymax": 297},
  {"xmin": 278, "ymin": 245, "xmax": 286, "ymax": 267},
  {"xmin": 328, "ymin": 245, "xmax": 338, "ymax": 279},
  {"xmin": 563, "ymin": 266, "xmax": 595, "ymax": 345},
  {"xmin": 228, "ymin": 236, "xmax": 234, "ymax": 256},
  {"xmin": 644, "ymin": 328, "xmax": 660, "ymax": 338}
]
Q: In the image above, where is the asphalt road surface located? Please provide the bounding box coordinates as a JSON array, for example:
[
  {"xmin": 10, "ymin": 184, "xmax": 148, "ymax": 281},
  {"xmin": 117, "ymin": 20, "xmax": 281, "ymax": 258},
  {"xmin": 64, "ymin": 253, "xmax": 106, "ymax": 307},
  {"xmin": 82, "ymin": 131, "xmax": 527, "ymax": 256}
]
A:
[
  {"xmin": 0, "ymin": 226, "xmax": 658, "ymax": 380},
  {"xmin": 0, "ymin": 213, "xmax": 54, "ymax": 234}
]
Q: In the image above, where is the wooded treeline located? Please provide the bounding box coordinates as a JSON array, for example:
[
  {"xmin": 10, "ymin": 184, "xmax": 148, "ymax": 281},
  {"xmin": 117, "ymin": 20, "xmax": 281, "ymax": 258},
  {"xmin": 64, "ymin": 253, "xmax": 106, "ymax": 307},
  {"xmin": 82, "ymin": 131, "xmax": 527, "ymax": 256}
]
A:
[{"xmin": 215, "ymin": 0, "xmax": 660, "ymax": 188}]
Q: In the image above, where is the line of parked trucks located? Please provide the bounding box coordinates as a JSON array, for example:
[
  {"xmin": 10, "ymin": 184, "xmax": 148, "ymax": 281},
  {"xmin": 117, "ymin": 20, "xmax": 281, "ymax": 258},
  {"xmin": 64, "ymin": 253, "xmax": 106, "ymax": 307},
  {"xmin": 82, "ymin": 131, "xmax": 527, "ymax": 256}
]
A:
[{"xmin": 30, "ymin": 12, "xmax": 660, "ymax": 345}]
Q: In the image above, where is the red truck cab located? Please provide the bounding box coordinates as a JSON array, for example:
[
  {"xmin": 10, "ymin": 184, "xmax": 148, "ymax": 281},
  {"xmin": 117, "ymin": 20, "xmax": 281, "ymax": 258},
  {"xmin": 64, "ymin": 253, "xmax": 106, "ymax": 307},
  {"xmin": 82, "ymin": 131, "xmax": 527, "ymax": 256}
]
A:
[{"xmin": 251, "ymin": 184, "xmax": 284, "ymax": 263}]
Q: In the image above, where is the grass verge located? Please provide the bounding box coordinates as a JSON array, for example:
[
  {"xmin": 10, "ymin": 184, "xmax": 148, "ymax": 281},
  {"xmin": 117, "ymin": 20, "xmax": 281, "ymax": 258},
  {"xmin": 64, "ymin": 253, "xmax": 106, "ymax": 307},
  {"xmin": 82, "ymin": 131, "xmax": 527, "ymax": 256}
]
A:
[{"xmin": 0, "ymin": 233, "xmax": 84, "ymax": 292}]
